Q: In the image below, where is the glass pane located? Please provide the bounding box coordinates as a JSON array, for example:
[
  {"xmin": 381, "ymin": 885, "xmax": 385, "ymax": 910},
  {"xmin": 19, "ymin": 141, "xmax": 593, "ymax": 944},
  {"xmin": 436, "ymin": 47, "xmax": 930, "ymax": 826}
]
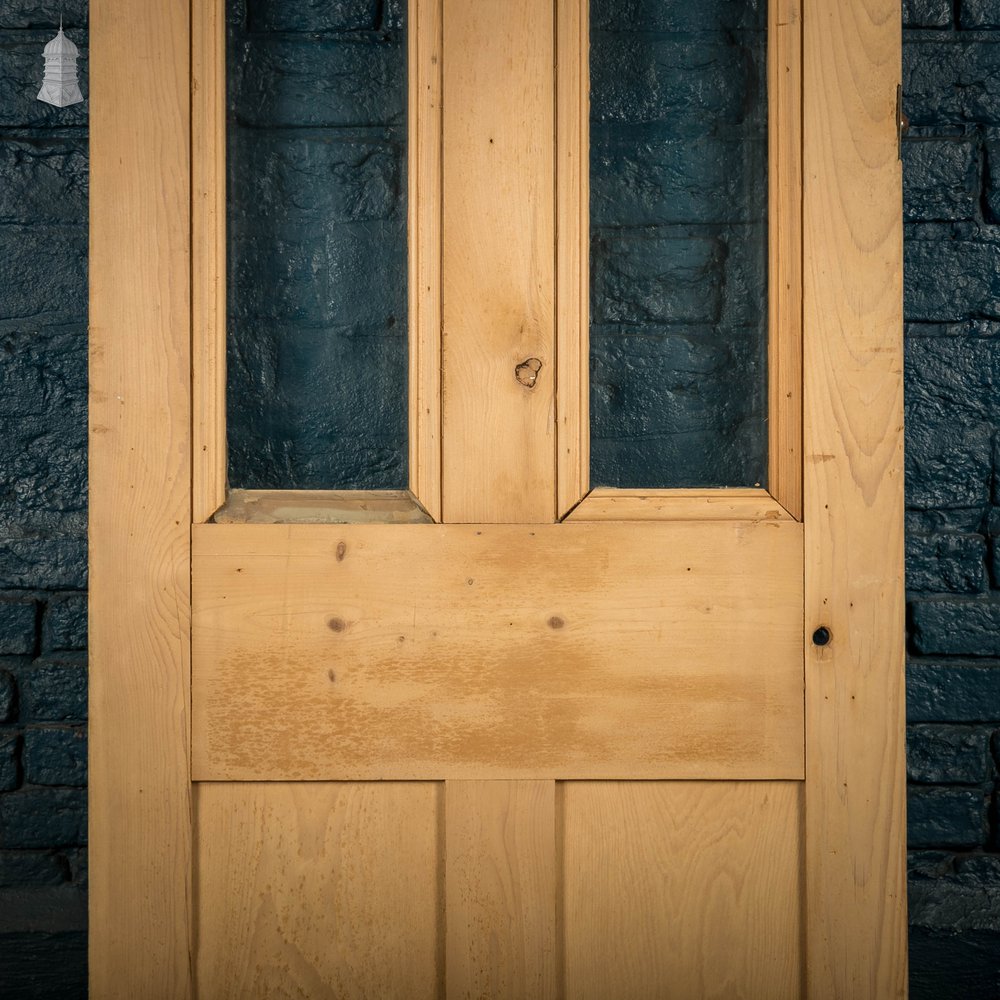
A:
[
  {"xmin": 226, "ymin": 0, "xmax": 408, "ymax": 489},
  {"xmin": 589, "ymin": 0, "xmax": 769, "ymax": 488}
]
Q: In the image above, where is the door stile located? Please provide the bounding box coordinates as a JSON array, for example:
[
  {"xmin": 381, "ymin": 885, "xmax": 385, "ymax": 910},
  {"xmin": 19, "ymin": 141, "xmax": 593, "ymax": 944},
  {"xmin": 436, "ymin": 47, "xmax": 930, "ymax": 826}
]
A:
[
  {"xmin": 89, "ymin": 0, "xmax": 195, "ymax": 995},
  {"xmin": 802, "ymin": 0, "xmax": 907, "ymax": 996}
]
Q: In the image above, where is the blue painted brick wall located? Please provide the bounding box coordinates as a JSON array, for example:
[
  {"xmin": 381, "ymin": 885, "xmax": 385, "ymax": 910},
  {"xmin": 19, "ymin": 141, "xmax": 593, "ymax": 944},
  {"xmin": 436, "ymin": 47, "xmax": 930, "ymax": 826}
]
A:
[
  {"xmin": 2, "ymin": 2, "xmax": 1000, "ymax": 996},
  {"xmin": 903, "ymin": 4, "xmax": 1000, "ymax": 997},
  {"xmin": 0, "ymin": 2, "xmax": 89, "ymax": 997}
]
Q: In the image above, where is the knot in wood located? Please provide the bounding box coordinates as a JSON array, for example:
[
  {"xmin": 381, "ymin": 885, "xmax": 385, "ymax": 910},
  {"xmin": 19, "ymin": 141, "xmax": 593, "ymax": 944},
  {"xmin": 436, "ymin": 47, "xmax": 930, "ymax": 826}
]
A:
[{"xmin": 515, "ymin": 357, "xmax": 542, "ymax": 388}]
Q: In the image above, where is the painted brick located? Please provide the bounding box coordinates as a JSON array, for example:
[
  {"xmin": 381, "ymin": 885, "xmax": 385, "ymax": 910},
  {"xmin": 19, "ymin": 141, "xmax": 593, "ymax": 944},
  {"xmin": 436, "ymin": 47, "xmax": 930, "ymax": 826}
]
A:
[
  {"xmin": 0, "ymin": 931, "xmax": 87, "ymax": 999},
  {"xmin": 0, "ymin": 788, "xmax": 86, "ymax": 849},
  {"xmin": 591, "ymin": 130, "xmax": 766, "ymax": 227},
  {"xmin": 0, "ymin": 539, "xmax": 86, "ymax": 591},
  {"xmin": 0, "ymin": 670, "xmax": 14, "ymax": 722},
  {"xmin": 907, "ymin": 725, "xmax": 994, "ymax": 784},
  {"xmin": 230, "ymin": 220, "xmax": 406, "ymax": 330},
  {"xmin": 247, "ymin": 0, "xmax": 380, "ymax": 33},
  {"xmin": 0, "ymin": 597, "xmax": 36, "ymax": 655},
  {"xmin": 0, "ymin": 733, "xmax": 20, "ymax": 792},
  {"xmin": 0, "ymin": 2, "xmax": 87, "ymax": 29},
  {"xmin": 907, "ymin": 533, "xmax": 989, "ymax": 593},
  {"xmin": 909, "ymin": 928, "xmax": 1000, "ymax": 1000},
  {"xmin": 590, "ymin": 37, "xmax": 762, "ymax": 132},
  {"xmin": 911, "ymin": 597, "xmax": 1000, "ymax": 656},
  {"xmin": 907, "ymin": 660, "xmax": 1000, "ymax": 722},
  {"xmin": 0, "ymin": 141, "xmax": 87, "ymax": 226},
  {"xmin": 983, "ymin": 139, "xmax": 1000, "ymax": 222},
  {"xmin": 40, "ymin": 594, "xmax": 86, "ymax": 652},
  {"xmin": 17, "ymin": 655, "xmax": 86, "ymax": 723},
  {"xmin": 903, "ymin": 139, "xmax": 980, "ymax": 222},
  {"xmin": 231, "ymin": 132, "xmax": 403, "ymax": 227},
  {"xmin": 905, "ymin": 415, "xmax": 992, "ymax": 511},
  {"xmin": 907, "ymin": 786, "xmax": 988, "ymax": 849},
  {"xmin": 905, "ymin": 224, "xmax": 1000, "ymax": 322},
  {"xmin": 590, "ymin": 0, "xmax": 766, "ymax": 33},
  {"xmin": 902, "ymin": 0, "xmax": 953, "ymax": 28},
  {"xmin": 908, "ymin": 506, "xmax": 991, "ymax": 535},
  {"xmin": 592, "ymin": 231, "xmax": 724, "ymax": 325},
  {"xmin": 910, "ymin": 854, "xmax": 1000, "ymax": 929},
  {"xmin": 905, "ymin": 332, "xmax": 995, "ymax": 420},
  {"xmin": 228, "ymin": 323, "xmax": 407, "ymax": 490},
  {"xmin": 0, "ymin": 227, "xmax": 88, "ymax": 329},
  {"xmin": 65, "ymin": 848, "xmax": 84, "ymax": 886},
  {"xmin": 961, "ymin": 1, "xmax": 1000, "ymax": 30},
  {"xmin": 909, "ymin": 854, "xmax": 1000, "ymax": 998},
  {"xmin": 0, "ymin": 328, "xmax": 88, "ymax": 540},
  {"xmin": 0, "ymin": 851, "xmax": 68, "ymax": 888},
  {"xmin": 591, "ymin": 225, "xmax": 765, "ymax": 328},
  {"xmin": 590, "ymin": 326, "xmax": 766, "ymax": 488},
  {"xmin": 230, "ymin": 36, "xmax": 404, "ymax": 129},
  {"xmin": 905, "ymin": 41, "xmax": 1000, "ymax": 128},
  {"xmin": 22, "ymin": 728, "xmax": 85, "ymax": 787},
  {"xmin": 0, "ymin": 32, "xmax": 87, "ymax": 128}
]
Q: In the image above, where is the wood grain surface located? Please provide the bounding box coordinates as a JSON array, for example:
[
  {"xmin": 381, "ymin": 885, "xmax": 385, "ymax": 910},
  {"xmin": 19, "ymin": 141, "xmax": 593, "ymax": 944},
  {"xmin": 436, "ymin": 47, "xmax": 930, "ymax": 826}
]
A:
[
  {"xmin": 441, "ymin": 0, "xmax": 556, "ymax": 523},
  {"xmin": 446, "ymin": 780, "xmax": 557, "ymax": 999},
  {"xmin": 192, "ymin": 520, "xmax": 803, "ymax": 780},
  {"xmin": 89, "ymin": 0, "xmax": 194, "ymax": 994},
  {"xmin": 563, "ymin": 781, "xmax": 803, "ymax": 999},
  {"xmin": 196, "ymin": 782, "xmax": 442, "ymax": 999},
  {"xmin": 802, "ymin": 0, "xmax": 907, "ymax": 995}
]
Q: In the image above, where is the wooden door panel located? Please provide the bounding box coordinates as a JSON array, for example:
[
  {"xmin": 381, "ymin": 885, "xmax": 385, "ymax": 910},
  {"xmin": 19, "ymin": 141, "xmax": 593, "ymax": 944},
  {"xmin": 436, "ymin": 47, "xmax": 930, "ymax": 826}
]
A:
[
  {"xmin": 563, "ymin": 782, "xmax": 802, "ymax": 1000},
  {"xmin": 192, "ymin": 521, "xmax": 804, "ymax": 780},
  {"xmin": 195, "ymin": 782, "xmax": 443, "ymax": 999},
  {"xmin": 446, "ymin": 780, "xmax": 557, "ymax": 998},
  {"xmin": 194, "ymin": 780, "xmax": 801, "ymax": 999}
]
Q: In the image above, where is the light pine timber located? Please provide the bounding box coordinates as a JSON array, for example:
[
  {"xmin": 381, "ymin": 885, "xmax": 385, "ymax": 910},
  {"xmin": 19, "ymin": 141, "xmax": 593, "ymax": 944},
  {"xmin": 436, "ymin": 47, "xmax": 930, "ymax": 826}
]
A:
[
  {"xmin": 192, "ymin": 0, "xmax": 227, "ymax": 524},
  {"xmin": 555, "ymin": 0, "xmax": 589, "ymax": 517},
  {"xmin": 768, "ymin": 0, "xmax": 804, "ymax": 520},
  {"xmin": 563, "ymin": 782, "xmax": 803, "ymax": 999},
  {"xmin": 191, "ymin": 520, "xmax": 804, "ymax": 781},
  {"xmin": 567, "ymin": 488, "xmax": 792, "ymax": 522},
  {"xmin": 445, "ymin": 781, "xmax": 556, "ymax": 999},
  {"xmin": 196, "ymin": 782, "xmax": 442, "ymax": 999},
  {"xmin": 408, "ymin": 0, "xmax": 444, "ymax": 521},
  {"xmin": 89, "ymin": 0, "xmax": 193, "ymax": 993},
  {"xmin": 213, "ymin": 489, "xmax": 432, "ymax": 525},
  {"xmin": 803, "ymin": 0, "xmax": 907, "ymax": 996},
  {"xmin": 441, "ymin": 0, "xmax": 556, "ymax": 523}
]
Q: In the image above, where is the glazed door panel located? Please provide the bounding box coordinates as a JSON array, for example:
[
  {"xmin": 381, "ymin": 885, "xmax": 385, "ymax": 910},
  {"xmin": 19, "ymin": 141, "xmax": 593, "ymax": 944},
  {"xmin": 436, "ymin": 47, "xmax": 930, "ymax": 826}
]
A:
[{"xmin": 88, "ymin": 0, "xmax": 906, "ymax": 997}]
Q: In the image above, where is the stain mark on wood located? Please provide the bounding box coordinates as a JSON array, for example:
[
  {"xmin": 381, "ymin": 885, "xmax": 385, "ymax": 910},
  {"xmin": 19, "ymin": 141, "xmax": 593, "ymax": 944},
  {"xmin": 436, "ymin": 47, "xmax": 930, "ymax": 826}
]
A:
[
  {"xmin": 336, "ymin": 541, "xmax": 347, "ymax": 561},
  {"xmin": 328, "ymin": 617, "xmax": 346, "ymax": 633}
]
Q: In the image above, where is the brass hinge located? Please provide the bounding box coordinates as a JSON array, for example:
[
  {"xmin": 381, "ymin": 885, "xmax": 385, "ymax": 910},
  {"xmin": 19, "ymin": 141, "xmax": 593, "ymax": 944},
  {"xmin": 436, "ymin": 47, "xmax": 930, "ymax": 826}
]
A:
[{"xmin": 897, "ymin": 84, "xmax": 909, "ymax": 160}]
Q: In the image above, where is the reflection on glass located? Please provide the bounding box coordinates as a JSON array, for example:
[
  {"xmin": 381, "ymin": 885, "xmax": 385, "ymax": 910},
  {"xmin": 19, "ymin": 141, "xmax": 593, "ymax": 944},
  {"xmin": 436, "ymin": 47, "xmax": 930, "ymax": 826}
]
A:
[
  {"xmin": 590, "ymin": 0, "xmax": 768, "ymax": 488},
  {"xmin": 226, "ymin": 0, "xmax": 408, "ymax": 489}
]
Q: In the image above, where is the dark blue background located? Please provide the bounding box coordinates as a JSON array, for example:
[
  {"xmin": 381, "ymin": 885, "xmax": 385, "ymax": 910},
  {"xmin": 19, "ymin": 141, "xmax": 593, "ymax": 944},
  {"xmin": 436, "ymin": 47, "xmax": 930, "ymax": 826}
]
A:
[{"xmin": 1, "ymin": 1, "xmax": 998, "ymax": 995}]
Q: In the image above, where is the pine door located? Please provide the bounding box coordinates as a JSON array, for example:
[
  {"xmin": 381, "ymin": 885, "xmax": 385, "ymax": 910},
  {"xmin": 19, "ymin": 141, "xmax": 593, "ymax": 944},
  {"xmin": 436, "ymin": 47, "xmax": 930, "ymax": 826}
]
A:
[{"xmin": 88, "ymin": 0, "xmax": 907, "ymax": 997}]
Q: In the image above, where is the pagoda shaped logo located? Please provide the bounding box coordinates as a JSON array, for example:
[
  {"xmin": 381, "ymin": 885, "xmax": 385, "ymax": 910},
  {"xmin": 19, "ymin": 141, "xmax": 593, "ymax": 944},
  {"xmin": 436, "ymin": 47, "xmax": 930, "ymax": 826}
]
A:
[{"xmin": 37, "ymin": 21, "xmax": 84, "ymax": 108}]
